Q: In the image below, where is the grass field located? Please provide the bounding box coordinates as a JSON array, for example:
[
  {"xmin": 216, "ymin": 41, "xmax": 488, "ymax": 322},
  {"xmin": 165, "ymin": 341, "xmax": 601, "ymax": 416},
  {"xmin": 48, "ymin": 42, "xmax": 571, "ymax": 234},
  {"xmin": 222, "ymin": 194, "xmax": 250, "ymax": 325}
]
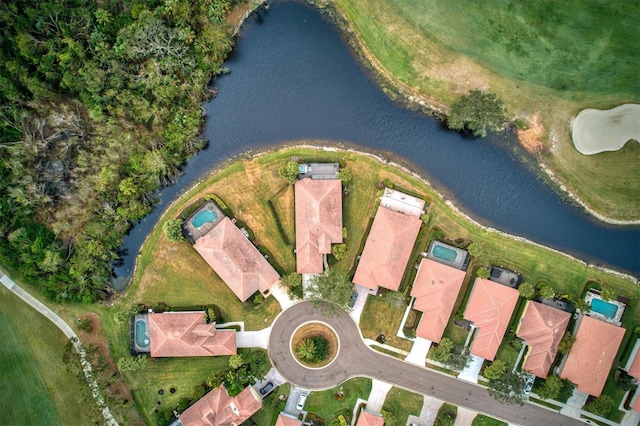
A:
[
  {"xmin": 360, "ymin": 294, "xmax": 413, "ymax": 352},
  {"xmin": 11, "ymin": 146, "xmax": 636, "ymax": 424},
  {"xmin": 472, "ymin": 414, "xmax": 508, "ymax": 426},
  {"xmin": 332, "ymin": 0, "xmax": 640, "ymax": 220},
  {"xmin": 382, "ymin": 386, "xmax": 423, "ymax": 425},
  {"xmin": 0, "ymin": 286, "xmax": 90, "ymax": 426},
  {"xmin": 305, "ymin": 377, "xmax": 372, "ymax": 422}
]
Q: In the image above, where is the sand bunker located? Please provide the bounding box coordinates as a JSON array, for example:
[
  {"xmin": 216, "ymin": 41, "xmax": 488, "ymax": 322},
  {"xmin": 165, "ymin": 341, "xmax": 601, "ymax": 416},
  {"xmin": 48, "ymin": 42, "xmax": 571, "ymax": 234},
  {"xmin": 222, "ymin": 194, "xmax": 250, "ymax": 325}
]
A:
[{"xmin": 571, "ymin": 104, "xmax": 640, "ymax": 155}]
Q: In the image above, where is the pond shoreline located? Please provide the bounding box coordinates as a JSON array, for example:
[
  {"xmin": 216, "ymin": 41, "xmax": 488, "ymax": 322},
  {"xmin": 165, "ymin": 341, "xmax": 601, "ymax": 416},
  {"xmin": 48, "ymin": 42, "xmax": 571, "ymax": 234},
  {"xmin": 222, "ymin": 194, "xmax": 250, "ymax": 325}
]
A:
[
  {"xmin": 122, "ymin": 142, "xmax": 637, "ymax": 300},
  {"xmin": 306, "ymin": 0, "xmax": 639, "ymax": 225}
]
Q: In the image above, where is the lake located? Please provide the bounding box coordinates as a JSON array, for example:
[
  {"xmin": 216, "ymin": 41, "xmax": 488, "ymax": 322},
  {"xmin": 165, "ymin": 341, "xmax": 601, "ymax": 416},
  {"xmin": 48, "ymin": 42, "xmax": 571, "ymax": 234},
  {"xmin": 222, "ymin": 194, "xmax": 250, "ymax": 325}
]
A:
[{"xmin": 114, "ymin": 0, "xmax": 639, "ymax": 286}]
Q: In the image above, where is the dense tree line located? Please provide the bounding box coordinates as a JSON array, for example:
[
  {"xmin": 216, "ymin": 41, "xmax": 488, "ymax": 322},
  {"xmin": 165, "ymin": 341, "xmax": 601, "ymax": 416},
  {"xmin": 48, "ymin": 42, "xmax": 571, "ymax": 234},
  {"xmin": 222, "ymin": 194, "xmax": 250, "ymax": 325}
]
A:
[{"xmin": 0, "ymin": 0, "xmax": 236, "ymax": 302}]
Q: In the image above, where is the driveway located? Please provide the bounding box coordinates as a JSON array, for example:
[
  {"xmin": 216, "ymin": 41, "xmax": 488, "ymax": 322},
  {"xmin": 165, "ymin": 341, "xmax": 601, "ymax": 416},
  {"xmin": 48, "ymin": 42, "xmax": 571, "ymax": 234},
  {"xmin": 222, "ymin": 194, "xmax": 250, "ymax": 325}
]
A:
[
  {"xmin": 237, "ymin": 327, "xmax": 271, "ymax": 349},
  {"xmin": 252, "ymin": 367, "xmax": 287, "ymax": 397},
  {"xmin": 458, "ymin": 355, "xmax": 484, "ymax": 383},
  {"xmin": 349, "ymin": 285, "xmax": 373, "ymax": 326},
  {"xmin": 405, "ymin": 337, "xmax": 432, "ymax": 366},
  {"xmin": 366, "ymin": 379, "xmax": 392, "ymax": 413},
  {"xmin": 285, "ymin": 386, "xmax": 310, "ymax": 416},
  {"xmin": 268, "ymin": 302, "xmax": 585, "ymax": 426}
]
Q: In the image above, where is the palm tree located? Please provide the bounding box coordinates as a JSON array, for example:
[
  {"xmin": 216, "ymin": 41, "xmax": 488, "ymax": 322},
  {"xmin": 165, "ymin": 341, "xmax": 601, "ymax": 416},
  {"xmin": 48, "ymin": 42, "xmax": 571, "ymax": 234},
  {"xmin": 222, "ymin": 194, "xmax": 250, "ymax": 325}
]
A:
[{"xmin": 296, "ymin": 338, "xmax": 316, "ymax": 362}]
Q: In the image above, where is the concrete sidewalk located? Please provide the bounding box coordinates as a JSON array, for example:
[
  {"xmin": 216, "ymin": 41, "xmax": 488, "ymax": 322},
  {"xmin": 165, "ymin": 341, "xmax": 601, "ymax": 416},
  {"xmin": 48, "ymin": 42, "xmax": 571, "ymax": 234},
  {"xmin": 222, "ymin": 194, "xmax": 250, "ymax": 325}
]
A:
[
  {"xmin": 237, "ymin": 327, "xmax": 271, "ymax": 349},
  {"xmin": 405, "ymin": 337, "xmax": 432, "ymax": 366},
  {"xmin": 366, "ymin": 379, "xmax": 393, "ymax": 413}
]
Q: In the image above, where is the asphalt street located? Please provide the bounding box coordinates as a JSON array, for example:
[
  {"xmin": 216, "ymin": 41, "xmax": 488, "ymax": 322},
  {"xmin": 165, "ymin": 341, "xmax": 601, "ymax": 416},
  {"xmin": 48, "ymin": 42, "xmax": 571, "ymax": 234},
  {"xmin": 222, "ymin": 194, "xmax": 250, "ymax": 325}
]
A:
[{"xmin": 268, "ymin": 301, "xmax": 585, "ymax": 426}]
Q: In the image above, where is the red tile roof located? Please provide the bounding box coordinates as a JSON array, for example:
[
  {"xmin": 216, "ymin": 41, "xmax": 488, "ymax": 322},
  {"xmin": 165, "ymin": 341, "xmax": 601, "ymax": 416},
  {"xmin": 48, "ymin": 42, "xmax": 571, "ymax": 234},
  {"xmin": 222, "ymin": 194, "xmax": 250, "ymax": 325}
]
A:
[
  {"xmin": 148, "ymin": 312, "xmax": 236, "ymax": 357},
  {"xmin": 295, "ymin": 179, "xmax": 343, "ymax": 274},
  {"xmin": 276, "ymin": 413, "xmax": 302, "ymax": 426},
  {"xmin": 194, "ymin": 217, "xmax": 280, "ymax": 302},
  {"xmin": 179, "ymin": 386, "xmax": 262, "ymax": 426},
  {"xmin": 356, "ymin": 411, "xmax": 384, "ymax": 426},
  {"xmin": 463, "ymin": 278, "xmax": 519, "ymax": 361},
  {"xmin": 560, "ymin": 315, "xmax": 625, "ymax": 396},
  {"xmin": 411, "ymin": 258, "xmax": 466, "ymax": 343},
  {"xmin": 353, "ymin": 206, "xmax": 422, "ymax": 291},
  {"xmin": 516, "ymin": 301, "xmax": 571, "ymax": 378}
]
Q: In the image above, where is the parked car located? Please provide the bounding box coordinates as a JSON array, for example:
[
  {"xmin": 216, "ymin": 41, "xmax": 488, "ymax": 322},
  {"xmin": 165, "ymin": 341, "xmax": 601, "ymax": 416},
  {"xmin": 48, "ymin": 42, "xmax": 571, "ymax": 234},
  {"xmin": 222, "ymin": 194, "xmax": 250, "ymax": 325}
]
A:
[
  {"xmin": 296, "ymin": 393, "xmax": 308, "ymax": 410},
  {"xmin": 259, "ymin": 381, "xmax": 274, "ymax": 396}
]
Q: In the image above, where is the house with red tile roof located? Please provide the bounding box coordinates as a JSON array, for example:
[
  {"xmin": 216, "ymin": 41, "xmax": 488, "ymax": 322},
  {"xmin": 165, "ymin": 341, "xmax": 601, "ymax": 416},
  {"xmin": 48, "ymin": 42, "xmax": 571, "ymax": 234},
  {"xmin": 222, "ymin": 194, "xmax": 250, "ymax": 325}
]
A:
[
  {"xmin": 560, "ymin": 315, "xmax": 625, "ymax": 396},
  {"xmin": 276, "ymin": 412, "xmax": 302, "ymax": 426},
  {"xmin": 353, "ymin": 190, "xmax": 424, "ymax": 291},
  {"xmin": 629, "ymin": 347, "xmax": 640, "ymax": 412},
  {"xmin": 179, "ymin": 385, "xmax": 261, "ymax": 426},
  {"xmin": 193, "ymin": 216, "xmax": 280, "ymax": 302},
  {"xmin": 411, "ymin": 258, "xmax": 466, "ymax": 343},
  {"xmin": 516, "ymin": 301, "xmax": 570, "ymax": 378},
  {"xmin": 148, "ymin": 312, "xmax": 236, "ymax": 357},
  {"xmin": 295, "ymin": 178, "xmax": 343, "ymax": 274},
  {"xmin": 356, "ymin": 410, "xmax": 384, "ymax": 426},
  {"xmin": 463, "ymin": 278, "xmax": 519, "ymax": 361}
]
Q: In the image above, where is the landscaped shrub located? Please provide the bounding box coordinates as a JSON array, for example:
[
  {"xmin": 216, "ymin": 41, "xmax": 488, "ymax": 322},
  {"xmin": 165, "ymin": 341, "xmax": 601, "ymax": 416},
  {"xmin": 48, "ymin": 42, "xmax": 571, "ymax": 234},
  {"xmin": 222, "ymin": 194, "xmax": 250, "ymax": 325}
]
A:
[
  {"xmin": 467, "ymin": 242, "xmax": 483, "ymax": 257},
  {"xmin": 295, "ymin": 335, "xmax": 330, "ymax": 363},
  {"xmin": 518, "ymin": 282, "xmax": 535, "ymax": 299},
  {"xmin": 204, "ymin": 194, "xmax": 228, "ymax": 212},
  {"xmin": 162, "ymin": 219, "xmax": 185, "ymax": 242},
  {"xmin": 331, "ymin": 243, "xmax": 348, "ymax": 260},
  {"xmin": 278, "ymin": 160, "xmax": 299, "ymax": 184},
  {"xmin": 476, "ymin": 267, "xmax": 490, "ymax": 279},
  {"xmin": 538, "ymin": 282, "xmax": 556, "ymax": 299},
  {"xmin": 77, "ymin": 317, "xmax": 93, "ymax": 332}
]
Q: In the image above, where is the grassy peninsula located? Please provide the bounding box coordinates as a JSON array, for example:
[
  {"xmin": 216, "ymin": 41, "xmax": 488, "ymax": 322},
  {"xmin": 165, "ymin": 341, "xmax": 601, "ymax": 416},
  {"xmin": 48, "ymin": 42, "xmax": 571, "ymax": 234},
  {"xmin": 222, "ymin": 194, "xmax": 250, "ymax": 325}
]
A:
[
  {"xmin": 327, "ymin": 0, "xmax": 640, "ymax": 221},
  {"xmin": 120, "ymin": 145, "xmax": 637, "ymax": 422}
]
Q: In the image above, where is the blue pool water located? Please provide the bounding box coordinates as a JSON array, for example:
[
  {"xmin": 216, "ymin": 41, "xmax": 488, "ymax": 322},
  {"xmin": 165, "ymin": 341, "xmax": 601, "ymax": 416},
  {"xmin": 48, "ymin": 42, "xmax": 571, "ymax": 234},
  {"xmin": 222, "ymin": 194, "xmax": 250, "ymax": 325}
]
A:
[
  {"xmin": 299, "ymin": 164, "xmax": 308, "ymax": 173},
  {"xmin": 590, "ymin": 298, "xmax": 618, "ymax": 319},
  {"xmin": 192, "ymin": 209, "xmax": 218, "ymax": 228},
  {"xmin": 135, "ymin": 320, "xmax": 149, "ymax": 348},
  {"xmin": 433, "ymin": 245, "xmax": 457, "ymax": 262}
]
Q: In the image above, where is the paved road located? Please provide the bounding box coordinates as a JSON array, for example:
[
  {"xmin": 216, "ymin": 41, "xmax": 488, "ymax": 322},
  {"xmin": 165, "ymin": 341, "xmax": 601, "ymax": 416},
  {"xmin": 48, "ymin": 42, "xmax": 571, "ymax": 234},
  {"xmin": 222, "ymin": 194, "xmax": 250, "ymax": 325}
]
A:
[
  {"xmin": 268, "ymin": 302, "xmax": 585, "ymax": 426},
  {"xmin": 0, "ymin": 268, "xmax": 119, "ymax": 426}
]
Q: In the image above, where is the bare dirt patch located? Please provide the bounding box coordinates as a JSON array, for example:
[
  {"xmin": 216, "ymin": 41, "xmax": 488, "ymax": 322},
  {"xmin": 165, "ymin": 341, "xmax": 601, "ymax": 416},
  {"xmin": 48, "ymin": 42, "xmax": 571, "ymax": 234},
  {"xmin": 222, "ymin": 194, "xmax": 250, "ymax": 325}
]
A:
[
  {"xmin": 517, "ymin": 113, "xmax": 547, "ymax": 154},
  {"xmin": 291, "ymin": 322, "xmax": 339, "ymax": 368}
]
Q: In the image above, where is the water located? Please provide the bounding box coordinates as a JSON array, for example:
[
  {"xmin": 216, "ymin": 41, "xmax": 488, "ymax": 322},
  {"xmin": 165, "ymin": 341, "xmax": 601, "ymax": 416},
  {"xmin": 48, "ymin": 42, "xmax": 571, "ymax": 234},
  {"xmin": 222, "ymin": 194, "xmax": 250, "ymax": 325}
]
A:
[
  {"xmin": 590, "ymin": 298, "xmax": 619, "ymax": 319},
  {"xmin": 114, "ymin": 1, "xmax": 639, "ymax": 285},
  {"xmin": 433, "ymin": 245, "xmax": 458, "ymax": 262},
  {"xmin": 192, "ymin": 209, "xmax": 218, "ymax": 228}
]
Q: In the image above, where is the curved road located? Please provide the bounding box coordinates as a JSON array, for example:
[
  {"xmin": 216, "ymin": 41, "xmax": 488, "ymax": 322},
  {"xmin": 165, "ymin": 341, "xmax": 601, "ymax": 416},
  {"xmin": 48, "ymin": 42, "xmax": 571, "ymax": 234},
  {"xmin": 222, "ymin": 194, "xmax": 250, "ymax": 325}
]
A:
[{"xmin": 269, "ymin": 302, "xmax": 584, "ymax": 426}]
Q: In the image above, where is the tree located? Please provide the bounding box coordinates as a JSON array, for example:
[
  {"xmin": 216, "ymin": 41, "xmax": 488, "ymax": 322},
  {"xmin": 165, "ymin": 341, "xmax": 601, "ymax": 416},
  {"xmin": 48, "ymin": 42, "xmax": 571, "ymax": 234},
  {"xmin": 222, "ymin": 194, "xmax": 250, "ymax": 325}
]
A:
[
  {"xmin": 447, "ymin": 89, "xmax": 505, "ymax": 137},
  {"xmin": 558, "ymin": 332, "xmax": 576, "ymax": 355},
  {"xmin": 430, "ymin": 338, "xmax": 454, "ymax": 363},
  {"xmin": 537, "ymin": 375, "xmax": 564, "ymax": 400},
  {"xmin": 445, "ymin": 346, "xmax": 471, "ymax": 371},
  {"xmin": 614, "ymin": 369, "xmax": 636, "ymax": 391},
  {"xmin": 331, "ymin": 243, "xmax": 348, "ymax": 260},
  {"xmin": 488, "ymin": 371, "xmax": 527, "ymax": 406},
  {"xmin": 204, "ymin": 307, "xmax": 216, "ymax": 324},
  {"xmin": 228, "ymin": 354, "xmax": 244, "ymax": 370},
  {"xmin": 163, "ymin": 219, "xmax": 185, "ymax": 242},
  {"xmin": 295, "ymin": 338, "xmax": 317, "ymax": 362},
  {"xmin": 476, "ymin": 267, "xmax": 490, "ymax": 279},
  {"xmin": 467, "ymin": 242, "xmax": 483, "ymax": 257},
  {"xmin": 585, "ymin": 395, "xmax": 614, "ymax": 417},
  {"xmin": 484, "ymin": 360, "xmax": 507, "ymax": 380},
  {"xmin": 307, "ymin": 267, "xmax": 355, "ymax": 315},
  {"xmin": 538, "ymin": 283, "xmax": 556, "ymax": 300},
  {"xmin": 253, "ymin": 293, "xmax": 264, "ymax": 305},
  {"xmin": 280, "ymin": 272, "xmax": 303, "ymax": 299},
  {"xmin": 278, "ymin": 160, "xmax": 299, "ymax": 184},
  {"xmin": 600, "ymin": 286, "xmax": 616, "ymax": 301},
  {"xmin": 518, "ymin": 282, "xmax": 535, "ymax": 299},
  {"xmin": 574, "ymin": 298, "xmax": 591, "ymax": 313},
  {"xmin": 383, "ymin": 291, "xmax": 407, "ymax": 309}
]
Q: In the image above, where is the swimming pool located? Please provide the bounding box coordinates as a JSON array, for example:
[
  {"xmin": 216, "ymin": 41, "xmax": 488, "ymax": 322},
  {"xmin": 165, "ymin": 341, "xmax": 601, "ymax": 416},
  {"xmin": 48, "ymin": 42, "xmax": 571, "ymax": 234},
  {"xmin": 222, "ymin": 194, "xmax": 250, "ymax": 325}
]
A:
[
  {"xmin": 192, "ymin": 209, "xmax": 218, "ymax": 228},
  {"xmin": 432, "ymin": 244, "xmax": 457, "ymax": 262},
  {"xmin": 135, "ymin": 320, "xmax": 150, "ymax": 348},
  {"xmin": 299, "ymin": 164, "xmax": 308, "ymax": 173},
  {"xmin": 590, "ymin": 298, "xmax": 618, "ymax": 319}
]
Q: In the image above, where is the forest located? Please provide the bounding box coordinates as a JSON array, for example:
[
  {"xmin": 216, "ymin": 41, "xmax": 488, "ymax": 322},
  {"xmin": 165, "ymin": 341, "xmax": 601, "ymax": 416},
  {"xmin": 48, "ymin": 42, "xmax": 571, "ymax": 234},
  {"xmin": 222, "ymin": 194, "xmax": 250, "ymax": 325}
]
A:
[{"xmin": 0, "ymin": 0, "xmax": 236, "ymax": 302}]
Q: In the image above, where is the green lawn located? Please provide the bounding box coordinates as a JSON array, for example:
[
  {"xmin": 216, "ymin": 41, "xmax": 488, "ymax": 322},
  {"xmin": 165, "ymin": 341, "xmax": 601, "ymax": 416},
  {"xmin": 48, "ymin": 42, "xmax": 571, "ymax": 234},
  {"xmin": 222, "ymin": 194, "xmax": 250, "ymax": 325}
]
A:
[
  {"xmin": 0, "ymin": 286, "xmax": 91, "ymax": 426},
  {"xmin": 359, "ymin": 295, "xmax": 413, "ymax": 352},
  {"xmin": 250, "ymin": 383, "xmax": 290, "ymax": 426},
  {"xmin": 435, "ymin": 402, "xmax": 457, "ymax": 426},
  {"xmin": 305, "ymin": 377, "xmax": 372, "ymax": 423},
  {"xmin": 381, "ymin": 386, "xmax": 423, "ymax": 425},
  {"xmin": 472, "ymin": 414, "xmax": 508, "ymax": 426},
  {"xmin": 333, "ymin": 0, "xmax": 640, "ymax": 220}
]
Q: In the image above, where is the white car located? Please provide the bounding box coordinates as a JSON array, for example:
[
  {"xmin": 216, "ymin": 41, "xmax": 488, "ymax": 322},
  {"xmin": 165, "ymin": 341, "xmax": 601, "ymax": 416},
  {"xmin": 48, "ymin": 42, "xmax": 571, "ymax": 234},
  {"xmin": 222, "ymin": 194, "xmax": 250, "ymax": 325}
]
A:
[{"xmin": 296, "ymin": 393, "xmax": 308, "ymax": 411}]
